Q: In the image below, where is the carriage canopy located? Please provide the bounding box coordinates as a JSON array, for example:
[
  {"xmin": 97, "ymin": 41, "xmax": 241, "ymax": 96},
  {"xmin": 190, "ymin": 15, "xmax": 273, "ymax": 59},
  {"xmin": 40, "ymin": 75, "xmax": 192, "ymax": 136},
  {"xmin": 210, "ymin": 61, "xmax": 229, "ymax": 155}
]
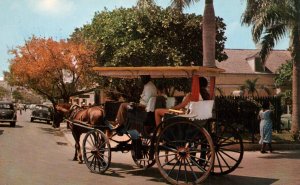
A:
[{"xmin": 92, "ymin": 66, "xmax": 225, "ymax": 79}]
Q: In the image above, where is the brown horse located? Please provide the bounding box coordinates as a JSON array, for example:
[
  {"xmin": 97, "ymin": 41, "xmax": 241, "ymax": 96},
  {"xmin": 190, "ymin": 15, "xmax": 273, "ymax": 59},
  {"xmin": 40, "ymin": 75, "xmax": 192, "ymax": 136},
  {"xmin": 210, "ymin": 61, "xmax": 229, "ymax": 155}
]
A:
[{"xmin": 56, "ymin": 103, "xmax": 105, "ymax": 163}]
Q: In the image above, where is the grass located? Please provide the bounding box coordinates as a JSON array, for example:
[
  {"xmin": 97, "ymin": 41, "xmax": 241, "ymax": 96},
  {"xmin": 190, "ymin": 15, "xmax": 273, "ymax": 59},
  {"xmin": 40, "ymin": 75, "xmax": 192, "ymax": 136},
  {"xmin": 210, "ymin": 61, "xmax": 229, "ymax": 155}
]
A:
[
  {"xmin": 272, "ymin": 130, "xmax": 299, "ymax": 143},
  {"xmin": 240, "ymin": 130, "xmax": 299, "ymax": 144}
]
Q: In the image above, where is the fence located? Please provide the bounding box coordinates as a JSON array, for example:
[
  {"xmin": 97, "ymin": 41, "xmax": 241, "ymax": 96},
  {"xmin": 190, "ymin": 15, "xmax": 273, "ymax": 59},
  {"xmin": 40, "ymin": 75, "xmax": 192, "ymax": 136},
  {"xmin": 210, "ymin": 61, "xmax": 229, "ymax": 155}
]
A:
[{"xmin": 215, "ymin": 96, "xmax": 282, "ymax": 143}]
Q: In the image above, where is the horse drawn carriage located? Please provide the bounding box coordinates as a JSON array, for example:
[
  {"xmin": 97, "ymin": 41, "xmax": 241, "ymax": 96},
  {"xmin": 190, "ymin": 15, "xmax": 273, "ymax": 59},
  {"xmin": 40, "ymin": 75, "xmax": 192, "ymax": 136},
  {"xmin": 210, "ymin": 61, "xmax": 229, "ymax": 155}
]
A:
[{"xmin": 59, "ymin": 66, "xmax": 244, "ymax": 185}]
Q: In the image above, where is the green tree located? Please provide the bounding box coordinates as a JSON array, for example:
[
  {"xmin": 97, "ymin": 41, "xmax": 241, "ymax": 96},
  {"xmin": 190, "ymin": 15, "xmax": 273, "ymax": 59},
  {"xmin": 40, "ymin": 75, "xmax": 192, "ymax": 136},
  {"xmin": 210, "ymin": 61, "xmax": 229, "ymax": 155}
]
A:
[
  {"xmin": 12, "ymin": 90, "xmax": 23, "ymax": 102},
  {"xmin": 275, "ymin": 60, "xmax": 293, "ymax": 112},
  {"xmin": 0, "ymin": 86, "xmax": 9, "ymax": 100},
  {"xmin": 71, "ymin": 7, "xmax": 227, "ymax": 101},
  {"xmin": 242, "ymin": 0, "xmax": 300, "ymax": 138},
  {"xmin": 275, "ymin": 60, "xmax": 293, "ymax": 89},
  {"xmin": 136, "ymin": 0, "xmax": 156, "ymax": 9}
]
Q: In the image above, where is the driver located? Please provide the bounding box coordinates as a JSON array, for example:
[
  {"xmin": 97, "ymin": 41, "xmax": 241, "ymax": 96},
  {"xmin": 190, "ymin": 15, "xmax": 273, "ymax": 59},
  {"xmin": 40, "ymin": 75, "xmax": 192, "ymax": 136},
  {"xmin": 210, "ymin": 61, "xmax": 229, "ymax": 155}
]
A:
[{"xmin": 113, "ymin": 75, "xmax": 157, "ymax": 129}]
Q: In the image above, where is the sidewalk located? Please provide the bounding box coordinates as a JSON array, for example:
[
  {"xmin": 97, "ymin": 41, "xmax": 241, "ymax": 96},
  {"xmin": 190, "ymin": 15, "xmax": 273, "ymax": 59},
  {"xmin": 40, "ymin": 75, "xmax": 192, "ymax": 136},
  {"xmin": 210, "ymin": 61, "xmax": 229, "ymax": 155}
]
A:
[{"xmin": 58, "ymin": 122, "xmax": 300, "ymax": 151}]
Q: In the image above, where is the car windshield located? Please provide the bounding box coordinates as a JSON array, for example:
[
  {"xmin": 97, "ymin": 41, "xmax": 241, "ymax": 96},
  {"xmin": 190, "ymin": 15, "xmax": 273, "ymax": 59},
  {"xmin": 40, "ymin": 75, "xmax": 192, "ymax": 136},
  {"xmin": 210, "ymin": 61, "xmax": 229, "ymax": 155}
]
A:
[{"xmin": 0, "ymin": 104, "xmax": 13, "ymax": 109}]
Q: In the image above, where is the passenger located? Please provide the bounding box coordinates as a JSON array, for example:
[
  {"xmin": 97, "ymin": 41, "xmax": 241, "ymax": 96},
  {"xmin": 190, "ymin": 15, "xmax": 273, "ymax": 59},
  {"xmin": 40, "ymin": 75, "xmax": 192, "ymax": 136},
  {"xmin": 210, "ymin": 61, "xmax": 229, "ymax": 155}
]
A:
[
  {"xmin": 114, "ymin": 75, "xmax": 157, "ymax": 128},
  {"xmin": 154, "ymin": 77, "xmax": 210, "ymax": 126},
  {"xmin": 154, "ymin": 84, "xmax": 167, "ymax": 109}
]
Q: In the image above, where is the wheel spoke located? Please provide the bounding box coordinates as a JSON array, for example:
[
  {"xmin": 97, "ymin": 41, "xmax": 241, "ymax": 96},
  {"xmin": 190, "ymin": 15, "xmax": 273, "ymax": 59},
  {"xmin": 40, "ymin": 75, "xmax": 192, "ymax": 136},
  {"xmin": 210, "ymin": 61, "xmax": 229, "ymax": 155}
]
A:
[
  {"xmin": 210, "ymin": 122, "xmax": 243, "ymax": 175},
  {"xmin": 215, "ymin": 152, "xmax": 224, "ymax": 173},
  {"xmin": 218, "ymin": 149, "xmax": 239, "ymax": 162},
  {"xmin": 175, "ymin": 158, "xmax": 183, "ymax": 182},
  {"xmin": 155, "ymin": 120, "xmax": 214, "ymax": 184},
  {"xmin": 167, "ymin": 157, "xmax": 180, "ymax": 177},
  {"xmin": 83, "ymin": 130, "xmax": 111, "ymax": 174}
]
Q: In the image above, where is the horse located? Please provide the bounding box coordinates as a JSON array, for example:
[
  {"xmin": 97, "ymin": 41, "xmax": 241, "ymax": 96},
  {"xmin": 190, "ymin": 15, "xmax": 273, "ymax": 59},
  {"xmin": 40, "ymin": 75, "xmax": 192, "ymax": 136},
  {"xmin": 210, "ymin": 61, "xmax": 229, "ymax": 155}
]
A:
[{"xmin": 56, "ymin": 103, "xmax": 105, "ymax": 163}]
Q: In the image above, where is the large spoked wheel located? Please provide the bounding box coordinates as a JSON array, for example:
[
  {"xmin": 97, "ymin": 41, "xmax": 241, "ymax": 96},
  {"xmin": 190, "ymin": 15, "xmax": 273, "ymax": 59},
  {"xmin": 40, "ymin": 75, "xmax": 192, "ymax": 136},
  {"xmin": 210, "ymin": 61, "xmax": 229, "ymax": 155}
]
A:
[
  {"xmin": 82, "ymin": 130, "xmax": 111, "ymax": 174},
  {"xmin": 131, "ymin": 137, "xmax": 156, "ymax": 169},
  {"xmin": 208, "ymin": 119, "xmax": 244, "ymax": 175},
  {"xmin": 155, "ymin": 119, "xmax": 215, "ymax": 185}
]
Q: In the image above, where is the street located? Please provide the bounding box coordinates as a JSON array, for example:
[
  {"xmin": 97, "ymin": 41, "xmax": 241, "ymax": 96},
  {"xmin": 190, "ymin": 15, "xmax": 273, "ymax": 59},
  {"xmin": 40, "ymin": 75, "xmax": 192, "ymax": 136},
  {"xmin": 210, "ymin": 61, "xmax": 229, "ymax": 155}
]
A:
[{"xmin": 1, "ymin": 110, "xmax": 300, "ymax": 185}]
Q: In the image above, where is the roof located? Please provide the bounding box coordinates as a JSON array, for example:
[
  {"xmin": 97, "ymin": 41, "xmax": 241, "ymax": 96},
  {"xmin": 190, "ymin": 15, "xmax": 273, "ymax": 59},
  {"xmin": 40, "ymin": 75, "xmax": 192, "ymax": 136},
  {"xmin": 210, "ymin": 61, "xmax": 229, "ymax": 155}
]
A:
[{"xmin": 216, "ymin": 49, "xmax": 291, "ymax": 74}]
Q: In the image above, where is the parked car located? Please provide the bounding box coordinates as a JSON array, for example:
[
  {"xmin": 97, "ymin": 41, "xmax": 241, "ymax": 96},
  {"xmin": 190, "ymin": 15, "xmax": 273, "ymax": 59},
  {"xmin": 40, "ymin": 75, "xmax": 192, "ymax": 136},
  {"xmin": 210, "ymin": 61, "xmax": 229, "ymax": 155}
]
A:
[
  {"xmin": 30, "ymin": 104, "xmax": 53, "ymax": 124},
  {"xmin": 29, "ymin": 104, "xmax": 36, "ymax": 110},
  {"xmin": 0, "ymin": 101, "xmax": 17, "ymax": 127}
]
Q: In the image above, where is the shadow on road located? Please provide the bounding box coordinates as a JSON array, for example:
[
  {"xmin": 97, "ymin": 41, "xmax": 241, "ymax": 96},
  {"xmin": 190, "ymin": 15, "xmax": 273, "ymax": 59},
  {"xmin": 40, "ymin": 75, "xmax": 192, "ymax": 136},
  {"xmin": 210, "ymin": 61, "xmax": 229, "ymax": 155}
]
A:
[
  {"xmin": 30, "ymin": 120, "xmax": 52, "ymax": 125},
  {"xmin": 98, "ymin": 162, "xmax": 166, "ymax": 183},
  {"xmin": 39, "ymin": 127, "xmax": 64, "ymax": 137},
  {"xmin": 0, "ymin": 123, "xmax": 23, "ymax": 128},
  {"xmin": 86, "ymin": 162, "xmax": 279, "ymax": 185},
  {"xmin": 203, "ymin": 175, "xmax": 278, "ymax": 185}
]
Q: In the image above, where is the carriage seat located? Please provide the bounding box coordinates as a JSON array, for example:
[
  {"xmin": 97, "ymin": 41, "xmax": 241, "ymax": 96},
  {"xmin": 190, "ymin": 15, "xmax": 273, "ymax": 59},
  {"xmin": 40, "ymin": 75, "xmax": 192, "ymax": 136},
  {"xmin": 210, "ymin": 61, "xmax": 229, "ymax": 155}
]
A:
[{"xmin": 178, "ymin": 100, "xmax": 214, "ymax": 120}]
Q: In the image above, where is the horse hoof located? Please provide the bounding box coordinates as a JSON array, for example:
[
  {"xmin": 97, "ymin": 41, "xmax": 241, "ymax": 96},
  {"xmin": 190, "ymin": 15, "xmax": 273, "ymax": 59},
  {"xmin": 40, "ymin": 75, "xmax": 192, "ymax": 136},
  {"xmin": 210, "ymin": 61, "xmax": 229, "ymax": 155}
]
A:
[
  {"xmin": 73, "ymin": 158, "xmax": 78, "ymax": 161},
  {"xmin": 78, "ymin": 161, "xmax": 83, "ymax": 164}
]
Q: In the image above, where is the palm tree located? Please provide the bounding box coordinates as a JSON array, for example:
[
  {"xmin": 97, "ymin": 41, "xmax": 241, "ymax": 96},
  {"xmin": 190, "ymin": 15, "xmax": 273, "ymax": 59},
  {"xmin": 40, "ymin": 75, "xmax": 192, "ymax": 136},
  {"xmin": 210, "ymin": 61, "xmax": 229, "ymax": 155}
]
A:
[
  {"xmin": 240, "ymin": 78, "xmax": 271, "ymax": 97},
  {"xmin": 169, "ymin": 0, "xmax": 216, "ymax": 67},
  {"xmin": 202, "ymin": 0, "xmax": 215, "ymax": 67},
  {"xmin": 215, "ymin": 86, "xmax": 224, "ymax": 96},
  {"xmin": 240, "ymin": 78, "xmax": 259, "ymax": 97},
  {"xmin": 241, "ymin": 0, "xmax": 300, "ymax": 138}
]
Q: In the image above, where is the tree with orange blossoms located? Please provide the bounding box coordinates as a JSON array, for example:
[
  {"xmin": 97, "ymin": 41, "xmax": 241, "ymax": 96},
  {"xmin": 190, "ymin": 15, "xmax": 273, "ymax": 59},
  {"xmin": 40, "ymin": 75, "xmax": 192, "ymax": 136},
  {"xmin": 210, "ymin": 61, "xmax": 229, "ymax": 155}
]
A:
[{"xmin": 7, "ymin": 36, "xmax": 98, "ymax": 126}]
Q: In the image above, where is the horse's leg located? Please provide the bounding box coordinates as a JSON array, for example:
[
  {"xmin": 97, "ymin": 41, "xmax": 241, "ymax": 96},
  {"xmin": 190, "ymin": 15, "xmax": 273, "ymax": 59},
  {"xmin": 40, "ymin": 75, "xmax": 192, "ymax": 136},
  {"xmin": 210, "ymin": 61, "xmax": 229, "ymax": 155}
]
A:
[
  {"xmin": 78, "ymin": 132, "xmax": 83, "ymax": 164},
  {"xmin": 72, "ymin": 130, "xmax": 79, "ymax": 161}
]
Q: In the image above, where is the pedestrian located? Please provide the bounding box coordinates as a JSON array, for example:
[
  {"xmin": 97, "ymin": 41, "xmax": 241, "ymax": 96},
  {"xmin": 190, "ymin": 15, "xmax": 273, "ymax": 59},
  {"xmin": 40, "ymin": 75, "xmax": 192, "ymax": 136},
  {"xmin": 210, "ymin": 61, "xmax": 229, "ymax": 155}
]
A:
[
  {"xmin": 258, "ymin": 101, "xmax": 273, "ymax": 153},
  {"xmin": 18, "ymin": 104, "xmax": 22, "ymax": 115}
]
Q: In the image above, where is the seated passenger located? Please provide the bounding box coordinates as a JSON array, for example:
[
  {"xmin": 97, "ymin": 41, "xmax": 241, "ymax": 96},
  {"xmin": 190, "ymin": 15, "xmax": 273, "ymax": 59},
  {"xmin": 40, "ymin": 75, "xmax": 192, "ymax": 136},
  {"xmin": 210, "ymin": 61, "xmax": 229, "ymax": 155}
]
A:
[
  {"xmin": 154, "ymin": 77, "xmax": 210, "ymax": 126},
  {"xmin": 155, "ymin": 84, "xmax": 167, "ymax": 109}
]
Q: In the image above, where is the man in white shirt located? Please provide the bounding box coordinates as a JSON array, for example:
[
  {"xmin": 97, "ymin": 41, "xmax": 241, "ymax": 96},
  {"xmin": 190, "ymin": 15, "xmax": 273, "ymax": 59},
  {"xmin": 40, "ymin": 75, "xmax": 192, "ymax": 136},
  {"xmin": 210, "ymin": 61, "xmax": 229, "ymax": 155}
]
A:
[
  {"xmin": 114, "ymin": 75, "xmax": 157, "ymax": 128},
  {"xmin": 139, "ymin": 77, "xmax": 157, "ymax": 106}
]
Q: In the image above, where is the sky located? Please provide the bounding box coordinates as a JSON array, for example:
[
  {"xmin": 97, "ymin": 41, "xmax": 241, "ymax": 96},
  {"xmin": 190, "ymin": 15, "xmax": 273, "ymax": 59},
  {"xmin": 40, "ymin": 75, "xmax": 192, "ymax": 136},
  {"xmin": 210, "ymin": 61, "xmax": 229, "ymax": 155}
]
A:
[{"xmin": 0, "ymin": 0, "xmax": 290, "ymax": 79}]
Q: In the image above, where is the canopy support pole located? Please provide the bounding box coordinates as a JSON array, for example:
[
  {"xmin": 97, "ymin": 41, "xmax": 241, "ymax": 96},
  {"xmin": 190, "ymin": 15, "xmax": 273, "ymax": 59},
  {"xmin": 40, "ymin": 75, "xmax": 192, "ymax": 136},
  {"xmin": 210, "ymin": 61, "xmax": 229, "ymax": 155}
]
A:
[{"xmin": 209, "ymin": 76, "xmax": 216, "ymax": 100}]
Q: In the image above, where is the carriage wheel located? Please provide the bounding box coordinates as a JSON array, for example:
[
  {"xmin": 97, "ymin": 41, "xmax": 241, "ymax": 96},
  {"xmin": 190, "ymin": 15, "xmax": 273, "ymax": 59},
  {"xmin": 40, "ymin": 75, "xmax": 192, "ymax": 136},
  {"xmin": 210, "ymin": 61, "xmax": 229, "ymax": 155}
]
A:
[
  {"xmin": 131, "ymin": 137, "xmax": 156, "ymax": 169},
  {"xmin": 208, "ymin": 120, "xmax": 244, "ymax": 175},
  {"xmin": 82, "ymin": 130, "xmax": 111, "ymax": 174},
  {"xmin": 155, "ymin": 119, "xmax": 215, "ymax": 185}
]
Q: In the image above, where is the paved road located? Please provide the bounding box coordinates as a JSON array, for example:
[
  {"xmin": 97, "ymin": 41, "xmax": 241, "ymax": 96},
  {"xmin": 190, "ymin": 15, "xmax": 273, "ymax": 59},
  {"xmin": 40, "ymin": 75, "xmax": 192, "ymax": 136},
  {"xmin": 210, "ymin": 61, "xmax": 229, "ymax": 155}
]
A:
[{"xmin": 1, "ymin": 110, "xmax": 300, "ymax": 185}]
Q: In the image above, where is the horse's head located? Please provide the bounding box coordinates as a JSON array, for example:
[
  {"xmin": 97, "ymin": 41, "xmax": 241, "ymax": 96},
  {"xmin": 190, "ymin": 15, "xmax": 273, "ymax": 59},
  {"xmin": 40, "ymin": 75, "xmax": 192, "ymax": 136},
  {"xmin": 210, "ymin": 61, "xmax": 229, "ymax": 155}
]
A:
[{"xmin": 55, "ymin": 103, "xmax": 72, "ymax": 114}]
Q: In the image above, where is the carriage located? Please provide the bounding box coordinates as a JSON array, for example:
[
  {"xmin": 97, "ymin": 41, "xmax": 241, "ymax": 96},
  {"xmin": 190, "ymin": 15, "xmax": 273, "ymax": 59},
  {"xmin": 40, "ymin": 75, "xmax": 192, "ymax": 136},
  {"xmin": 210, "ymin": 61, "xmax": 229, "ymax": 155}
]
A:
[{"xmin": 66, "ymin": 66, "xmax": 244, "ymax": 185}]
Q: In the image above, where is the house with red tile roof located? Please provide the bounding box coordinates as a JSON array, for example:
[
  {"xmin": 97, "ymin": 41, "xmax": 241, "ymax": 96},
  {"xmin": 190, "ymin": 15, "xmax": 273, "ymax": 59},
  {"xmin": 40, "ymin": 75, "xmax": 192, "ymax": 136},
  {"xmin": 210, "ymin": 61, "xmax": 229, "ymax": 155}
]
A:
[{"xmin": 215, "ymin": 49, "xmax": 291, "ymax": 96}]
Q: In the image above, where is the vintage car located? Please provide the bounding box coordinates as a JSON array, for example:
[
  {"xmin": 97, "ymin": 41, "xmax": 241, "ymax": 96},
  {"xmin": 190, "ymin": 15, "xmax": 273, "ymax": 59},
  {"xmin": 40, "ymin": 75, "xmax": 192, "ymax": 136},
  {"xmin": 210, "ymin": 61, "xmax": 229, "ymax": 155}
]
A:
[
  {"xmin": 0, "ymin": 101, "xmax": 17, "ymax": 127},
  {"xmin": 30, "ymin": 104, "xmax": 53, "ymax": 124}
]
